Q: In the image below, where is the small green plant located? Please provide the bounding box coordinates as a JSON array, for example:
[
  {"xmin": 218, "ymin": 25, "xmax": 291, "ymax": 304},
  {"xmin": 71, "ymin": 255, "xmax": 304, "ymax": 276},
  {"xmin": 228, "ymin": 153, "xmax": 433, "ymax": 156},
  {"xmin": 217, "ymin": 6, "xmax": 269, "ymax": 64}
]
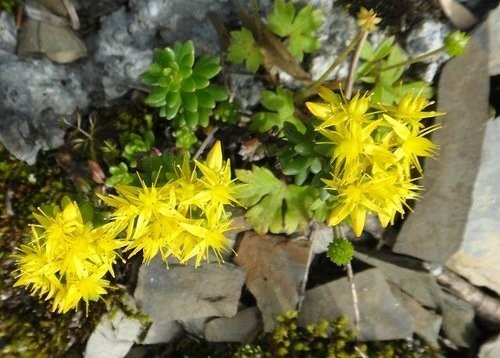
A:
[
  {"xmin": 227, "ymin": 0, "xmax": 323, "ymax": 73},
  {"xmin": 250, "ymin": 87, "xmax": 305, "ymax": 133},
  {"xmin": 235, "ymin": 165, "xmax": 327, "ymax": 234},
  {"xmin": 141, "ymin": 40, "xmax": 228, "ymax": 149}
]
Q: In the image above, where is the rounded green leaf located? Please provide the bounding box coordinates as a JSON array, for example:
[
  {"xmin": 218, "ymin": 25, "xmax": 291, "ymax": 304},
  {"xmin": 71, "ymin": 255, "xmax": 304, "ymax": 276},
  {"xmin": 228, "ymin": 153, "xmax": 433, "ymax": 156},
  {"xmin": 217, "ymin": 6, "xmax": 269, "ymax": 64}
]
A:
[
  {"xmin": 181, "ymin": 77, "xmax": 197, "ymax": 92},
  {"xmin": 197, "ymin": 91, "xmax": 215, "ymax": 109},
  {"xmin": 141, "ymin": 63, "xmax": 163, "ymax": 85},
  {"xmin": 184, "ymin": 109, "xmax": 199, "ymax": 127},
  {"xmin": 145, "ymin": 86, "xmax": 168, "ymax": 105},
  {"xmin": 207, "ymin": 85, "xmax": 228, "ymax": 102},
  {"xmin": 153, "ymin": 48, "xmax": 175, "ymax": 68},
  {"xmin": 282, "ymin": 156, "xmax": 311, "ymax": 175},
  {"xmin": 294, "ymin": 142, "xmax": 315, "ymax": 156},
  {"xmin": 194, "ymin": 55, "xmax": 221, "ymax": 79},
  {"xmin": 181, "ymin": 91, "xmax": 198, "ymax": 112},
  {"xmin": 192, "ymin": 74, "xmax": 210, "ymax": 89},
  {"xmin": 197, "ymin": 107, "xmax": 211, "ymax": 127}
]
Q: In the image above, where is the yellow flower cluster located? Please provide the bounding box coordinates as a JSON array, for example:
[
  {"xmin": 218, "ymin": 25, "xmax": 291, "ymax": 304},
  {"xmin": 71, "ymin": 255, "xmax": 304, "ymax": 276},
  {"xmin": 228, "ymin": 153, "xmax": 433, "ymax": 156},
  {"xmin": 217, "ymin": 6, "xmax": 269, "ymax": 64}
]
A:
[
  {"xmin": 14, "ymin": 141, "xmax": 238, "ymax": 313},
  {"xmin": 14, "ymin": 200, "xmax": 121, "ymax": 314},
  {"xmin": 98, "ymin": 141, "xmax": 238, "ymax": 267},
  {"xmin": 306, "ymin": 87, "xmax": 444, "ymax": 237}
]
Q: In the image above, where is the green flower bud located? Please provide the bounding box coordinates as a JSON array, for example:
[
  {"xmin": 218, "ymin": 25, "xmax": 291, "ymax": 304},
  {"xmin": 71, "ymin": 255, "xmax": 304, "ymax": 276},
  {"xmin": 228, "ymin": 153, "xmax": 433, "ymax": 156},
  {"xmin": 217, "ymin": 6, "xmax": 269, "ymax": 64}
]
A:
[
  {"xmin": 444, "ymin": 31, "xmax": 470, "ymax": 57},
  {"xmin": 327, "ymin": 238, "xmax": 354, "ymax": 266}
]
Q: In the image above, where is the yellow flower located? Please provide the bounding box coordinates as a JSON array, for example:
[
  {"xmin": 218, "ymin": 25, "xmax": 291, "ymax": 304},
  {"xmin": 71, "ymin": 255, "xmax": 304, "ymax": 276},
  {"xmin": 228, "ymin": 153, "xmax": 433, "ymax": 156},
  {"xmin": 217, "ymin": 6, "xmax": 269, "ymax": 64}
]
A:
[
  {"xmin": 383, "ymin": 114, "xmax": 441, "ymax": 174},
  {"xmin": 14, "ymin": 201, "xmax": 120, "ymax": 314},
  {"xmin": 306, "ymin": 88, "xmax": 372, "ymax": 130},
  {"xmin": 357, "ymin": 7, "xmax": 381, "ymax": 32}
]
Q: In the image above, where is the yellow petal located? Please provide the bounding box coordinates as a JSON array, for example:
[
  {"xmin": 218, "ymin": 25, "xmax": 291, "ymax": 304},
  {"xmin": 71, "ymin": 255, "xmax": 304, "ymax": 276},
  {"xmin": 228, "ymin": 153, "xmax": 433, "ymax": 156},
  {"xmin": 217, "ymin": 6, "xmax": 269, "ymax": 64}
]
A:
[
  {"xmin": 206, "ymin": 140, "xmax": 223, "ymax": 171},
  {"xmin": 306, "ymin": 101, "xmax": 332, "ymax": 119}
]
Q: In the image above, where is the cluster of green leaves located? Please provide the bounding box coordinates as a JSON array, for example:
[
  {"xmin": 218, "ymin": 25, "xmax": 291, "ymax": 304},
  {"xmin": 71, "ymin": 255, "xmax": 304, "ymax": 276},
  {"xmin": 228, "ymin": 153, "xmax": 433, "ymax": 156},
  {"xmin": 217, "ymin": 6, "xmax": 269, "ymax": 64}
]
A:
[
  {"xmin": 101, "ymin": 112, "xmax": 156, "ymax": 187},
  {"xmin": 278, "ymin": 121, "xmax": 331, "ymax": 185},
  {"xmin": 227, "ymin": 0, "xmax": 323, "ymax": 71},
  {"xmin": 141, "ymin": 40, "xmax": 228, "ymax": 149},
  {"xmin": 250, "ymin": 87, "xmax": 304, "ymax": 133},
  {"xmin": 235, "ymin": 165, "xmax": 327, "ymax": 234},
  {"xmin": 357, "ymin": 36, "xmax": 432, "ymax": 103}
]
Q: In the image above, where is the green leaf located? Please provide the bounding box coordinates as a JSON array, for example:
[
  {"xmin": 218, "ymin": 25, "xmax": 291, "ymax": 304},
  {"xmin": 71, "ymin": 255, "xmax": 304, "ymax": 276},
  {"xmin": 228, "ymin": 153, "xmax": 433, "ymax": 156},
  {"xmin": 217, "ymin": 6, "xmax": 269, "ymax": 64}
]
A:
[
  {"xmin": 227, "ymin": 28, "xmax": 264, "ymax": 73},
  {"xmin": 250, "ymin": 87, "xmax": 305, "ymax": 133},
  {"xmin": 181, "ymin": 91, "xmax": 198, "ymax": 112},
  {"xmin": 153, "ymin": 47, "xmax": 175, "ymax": 68},
  {"xmin": 267, "ymin": 0, "xmax": 295, "ymax": 37},
  {"xmin": 235, "ymin": 166, "xmax": 321, "ymax": 234},
  {"xmin": 373, "ymin": 36, "xmax": 396, "ymax": 61},
  {"xmin": 181, "ymin": 77, "xmax": 197, "ymax": 92},
  {"xmin": 194, "ymin": 55, "xmax": 221, "ymax": 79}
]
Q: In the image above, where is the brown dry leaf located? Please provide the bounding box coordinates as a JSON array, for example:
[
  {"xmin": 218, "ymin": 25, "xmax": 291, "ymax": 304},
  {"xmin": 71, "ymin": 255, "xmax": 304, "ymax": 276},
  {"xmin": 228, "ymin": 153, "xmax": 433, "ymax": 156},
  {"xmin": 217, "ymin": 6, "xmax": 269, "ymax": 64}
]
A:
[
  {"xmin": 233, "ymin": 231, "xmax": 310, "ymax": 331},
  {"xmin": 238, "ymin": 138, "xmax": 265, "ymax": 161}
]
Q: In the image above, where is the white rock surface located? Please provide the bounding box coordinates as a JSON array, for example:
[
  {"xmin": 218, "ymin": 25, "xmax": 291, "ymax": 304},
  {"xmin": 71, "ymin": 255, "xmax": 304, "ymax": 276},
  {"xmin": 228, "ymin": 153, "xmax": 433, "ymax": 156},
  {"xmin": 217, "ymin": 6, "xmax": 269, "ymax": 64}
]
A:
[{"xmin": 84, "ymin": 292, "xmax": 148, "ymax": 358}]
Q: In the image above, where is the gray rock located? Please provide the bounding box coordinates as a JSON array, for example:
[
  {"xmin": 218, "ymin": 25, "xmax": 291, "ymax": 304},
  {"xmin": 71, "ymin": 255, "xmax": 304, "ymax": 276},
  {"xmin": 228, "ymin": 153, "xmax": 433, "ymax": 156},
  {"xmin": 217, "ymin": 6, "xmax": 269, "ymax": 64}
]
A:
[
  {"xmin": 445, "ymin": 117, "xmax": 500, "ymax": 295},
  {"xmin": 309, "ymin": 2, "xmax": 356, "ymax": 82},
  {"xmin": 393, "ymin": 23, "xmax": 490, "ymax": 263},
  {"xmin": 84, "ymin": 292, "xmax": 149, "ymax": 358},
  {"xmin": 134, "ymin": 255, "xmax": 245, "ymax": 344},
  {"xmin": 298, "ymin": 268, "xmax": 414, "ymax": 341},
  {"xmin": 0, "ymin": 11, "xmax": 16, "ymax": 54},
  {"xmin": 204, "ymin": 306, "xmax": 262, "ymax": 342},
  {"xmin": 479, "ymin": 332, "xmax": 500, "ymax": 358},
  {"xmin": 0, "ymin": 57, "xmax": 89, "ymax": 164},
  {"xmin": 489, "ymin": 4, "xmax": 500, "ymax": 75},
  {"xmin": 355, "ymin": 250, "xmax": 442, "ymax": 309},
  {"xmin": 388, "ymin": 282, "xmax": 442, "ymax": 345},
  {"xmin": 404, "ymin": 17, "xmax": 451, "ymax": 82},
  {"xmin": 440, "ymin": 290, "xmax": 480, "ymax": 348}
]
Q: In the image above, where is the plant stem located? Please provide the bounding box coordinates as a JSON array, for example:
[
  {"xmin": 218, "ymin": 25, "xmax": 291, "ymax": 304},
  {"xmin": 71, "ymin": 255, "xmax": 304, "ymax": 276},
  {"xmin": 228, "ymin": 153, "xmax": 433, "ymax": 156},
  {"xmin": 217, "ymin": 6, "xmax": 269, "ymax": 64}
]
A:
[
  {"xmin": 296, "ymin": 31, "xmax": 365, "ymax": 102},
  {"xmin": 345, "ymin": 31, "xmax": 368, "ymax": 99},
  {"xmin": 346, "ymin": 260, "xmax": 361, "ymax": 334},
  {"xmin": 379, "ymin": 46, "xmax": 444, "ymax": 73},
  {"xmin": 334, "ymin": 225, "xmax": 361, "ymax": 335}
]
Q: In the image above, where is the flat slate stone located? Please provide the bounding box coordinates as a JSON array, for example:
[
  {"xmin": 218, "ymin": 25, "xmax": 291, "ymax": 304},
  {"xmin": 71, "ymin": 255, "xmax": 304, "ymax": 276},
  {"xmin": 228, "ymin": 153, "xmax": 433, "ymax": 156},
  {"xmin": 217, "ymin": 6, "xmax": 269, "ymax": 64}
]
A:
[
  {"xmin": 204, "ymin": 306, "xmax": 262, "ymax": 343},
  {"xmin": 393, "ymin": 23, "xmax": 490, "ymax": 264},
  {"xmin": 445, "ymin": 117, "xmax": 500, "ymax": 295},
  {"xmin": 134, "ymin": 255, "xmax": 245, "ymax": 344},
  {"xmin": 298, "ymin": 268, "xmax": 413, "ymax": 341}
]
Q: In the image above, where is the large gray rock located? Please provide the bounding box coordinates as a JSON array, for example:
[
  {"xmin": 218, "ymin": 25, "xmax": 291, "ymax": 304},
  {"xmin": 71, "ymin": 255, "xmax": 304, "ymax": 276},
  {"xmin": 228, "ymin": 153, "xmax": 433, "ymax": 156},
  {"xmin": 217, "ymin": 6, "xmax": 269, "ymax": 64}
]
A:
[
  {"xmin": 298, "ymin": 268, "xmax": 414, "ymax": 341},
  {"xmin": 445, "ymin": 117, "xmax": 500, "ymax": 295},
  {"xmin": 393, "ymin": 23, "xmax": 490, "ymax": 264},
  {"xmin": 355, "ymin": 250, "xmax": 442, "ymax": 309},
  {"xmin": 134, "ymin": 255, "xmax": 245, "ymax": 344}
]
